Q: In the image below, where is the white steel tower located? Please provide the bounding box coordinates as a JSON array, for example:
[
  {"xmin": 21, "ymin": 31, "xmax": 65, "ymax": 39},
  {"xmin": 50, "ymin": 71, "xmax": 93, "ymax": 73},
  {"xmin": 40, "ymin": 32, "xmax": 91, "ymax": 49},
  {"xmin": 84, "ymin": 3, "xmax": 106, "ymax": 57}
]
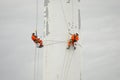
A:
[{"xmin": 43, "ymin": 0, "xmax": 81, "ymax": 80}]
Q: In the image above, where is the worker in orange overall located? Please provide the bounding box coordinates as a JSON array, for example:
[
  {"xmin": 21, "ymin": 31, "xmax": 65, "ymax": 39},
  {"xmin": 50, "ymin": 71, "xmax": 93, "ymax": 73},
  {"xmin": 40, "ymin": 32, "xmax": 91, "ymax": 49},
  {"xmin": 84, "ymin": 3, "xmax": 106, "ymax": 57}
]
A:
[
  {"xmin": 67, "ymin": 33, "xmax": 79, "ymax": 49},
  {"xmin": 31, "ymin": 33, "xmax": 37, "ymax": 43},
  {"xmin": 31, "ymin": 33, "xmax": 43, "ymax": 48}
]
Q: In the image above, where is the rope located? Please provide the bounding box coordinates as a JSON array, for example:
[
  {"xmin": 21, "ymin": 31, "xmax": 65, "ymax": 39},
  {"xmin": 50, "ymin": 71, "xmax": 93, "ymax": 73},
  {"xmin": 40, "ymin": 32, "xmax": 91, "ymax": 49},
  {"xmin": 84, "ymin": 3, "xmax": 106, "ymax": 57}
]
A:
[
  {"xmin": 71, "ymin": 0, "xmax": 75, "ymax": 33},
  {"xmin": 35, "ymin": 0, "xmax": 38, "ymax": 36},
  {"xmin": 62, "ymin": 51, "xmax": 70, "ymax": 80},
  {"xmin": 45, "ymin": 40, "xmax": 66, "ymax": 43},
  {"xmin": 63, "ymin": 49, "xmax": 75, "ymax": 80},
  {"xmin": 60, "ymin": 49, "xmax": 68, "ymax": 80},
  {"xmin": 79, "ymin": 48, "xmax": 82, "ymax": 80},
  {"xmin": 33, "ymin": 0, "xmax": 39, "ymax": 80},
  {"xmin": 44, "ymin": 41, "xmax": 66, "ymax": 46},
  {"xmin": 59, "ymin": 0, "xmax": 70, "ymax": 33},
  {"xmin": 78, "ymin": 9, "xmax": 81, "ymax": 31},
  {"xmin": 80, "ymin": 70, "xmax": 82, "ymax": 80},
  {"xmin": 37, "ymin": 49, "xmax": 40, "ymax": 80},
  {"xmin": 34, "ymin": 46, "xmax": 40, "ymax": 80},
  {"xmin": 71, "ymin": 0, "xmax": 74, "ymax": 25},
  {"xmin": 44, "ymin": 40, "xmax": 48, "ymax": 80},
  {"xmin": 60, "ymin": 48, "xmax": 75, "ymax": 80},
  {"xmin": 34, "ymin": 46, "xmax": 37, "ymax": 80}
]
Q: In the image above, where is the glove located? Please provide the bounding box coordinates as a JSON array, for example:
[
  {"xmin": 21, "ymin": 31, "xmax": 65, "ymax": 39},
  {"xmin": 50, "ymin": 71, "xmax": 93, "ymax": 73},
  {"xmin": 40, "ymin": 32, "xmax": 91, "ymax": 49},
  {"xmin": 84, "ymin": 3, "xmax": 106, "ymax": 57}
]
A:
[{"xmin": 74, "ymin": 43, "xmax": 77, "ymax": 45}]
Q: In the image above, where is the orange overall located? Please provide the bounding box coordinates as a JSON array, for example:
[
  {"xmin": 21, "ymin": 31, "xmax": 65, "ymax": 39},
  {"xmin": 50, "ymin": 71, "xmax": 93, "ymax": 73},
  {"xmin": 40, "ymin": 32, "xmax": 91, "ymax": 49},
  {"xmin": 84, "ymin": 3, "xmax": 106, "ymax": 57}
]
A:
[
  {"xmin": 31, "ymin": 35, "xmax": 43, "ymax": 46},
  {"xmin": 37, "ymin": 38, "xmax": 43, "ymax": 46},
  {"xmin": 68, "ymin": 34, "xmax": 79, "ymax": 47},
  {"xmin": 31, "ymin": 35, "xmax": 37, "ymax": 43}
]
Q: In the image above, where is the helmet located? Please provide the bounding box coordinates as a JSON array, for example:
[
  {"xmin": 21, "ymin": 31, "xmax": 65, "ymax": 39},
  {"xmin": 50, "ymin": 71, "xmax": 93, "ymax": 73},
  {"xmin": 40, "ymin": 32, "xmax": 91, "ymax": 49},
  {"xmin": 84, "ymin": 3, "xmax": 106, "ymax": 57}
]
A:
[
  {"xmin": 32, "ymin": 33, "xmax": 35, "ymax": 35},
  {"xmin": 76, "ymin": 33, "xmax": 79, "ymax": 36}
]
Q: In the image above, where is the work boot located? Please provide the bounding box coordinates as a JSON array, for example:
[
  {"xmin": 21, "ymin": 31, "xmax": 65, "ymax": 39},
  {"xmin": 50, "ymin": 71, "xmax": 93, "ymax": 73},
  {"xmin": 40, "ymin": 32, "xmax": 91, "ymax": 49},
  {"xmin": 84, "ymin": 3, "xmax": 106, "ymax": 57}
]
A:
[
  {"xmin": 67, "ymin": 46, "xmax": 70, "ymax": 49},
  {"xmin": 39, "ymin": 45, "xmax": 43, "ymax": 48},
  {"xmin": 74, "ymin": 47, "xmax": 76, "ymax": 50}
]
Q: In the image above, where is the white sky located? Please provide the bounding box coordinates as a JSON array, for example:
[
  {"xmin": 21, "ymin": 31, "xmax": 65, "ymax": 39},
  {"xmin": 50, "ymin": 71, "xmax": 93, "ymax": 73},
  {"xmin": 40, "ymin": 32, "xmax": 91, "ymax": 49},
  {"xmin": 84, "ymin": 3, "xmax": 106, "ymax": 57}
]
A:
[
  {"xmin": 0, "ymin": 0, "xmax": 120, "ymax": 80},
  {"xmin": 81, "ymin": 0, "xmax": 120, "ymax": 80}
]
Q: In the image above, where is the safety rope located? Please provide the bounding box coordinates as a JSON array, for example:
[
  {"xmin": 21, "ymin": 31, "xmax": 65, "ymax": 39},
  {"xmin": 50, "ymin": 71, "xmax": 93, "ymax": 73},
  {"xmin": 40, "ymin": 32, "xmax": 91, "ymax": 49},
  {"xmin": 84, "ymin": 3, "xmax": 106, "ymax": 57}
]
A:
[
  {"xmin": 60, "ymin": 49, "xmax": 68, "ymax": 80},
  {"xmin": 71, "ymin": 0, "xmax": 75, "ymax": 33},
  {"xmin": 34, "ymin": 47, "xmax": 40, "ymax": 80},
  {"xmin": 79, "ymin": 46, "xmax": 82, "ymax": 80},
  {"xmin": 35, "ymin": 0, "xmax": 38, "ymax": 36},
  {"xmin": 62, "ymin": 51, "xmax": 70, "ymax": 80},
  {"xmin": 45, "ymin": 43, "xmax": 48, "ymax": 80},
  {"xmin": 80, "ymin": 67, "xmax": 82, "ymax": 80},
  {"xmin": 34, "ymin": 0, "xmax": 39, "ymax": 80},
  {"xmin": 44, "ymin": 41, "xmax": 66, "ymax": 46},
  {"xmin": 71, "ymin": 0, "xmax": 73, "ymax": 24},
  {"xmin": 34, "ymin": 46, "xmax": 37, "ymax": 80},
  {"xmin": 78, "ymin": 9, "xmax": 81, "ymax": 31},
  {"xmin": 59, "ymin": 0, "xmax": 70, "ymax": 33},
  {"xmin": 65, "ymin": 49, "xmax": 75, "ymax": 80},
  {"xmin": 45, "ymin": 40, "xmax": 66, "ymax": 43},
  {"xmin": 62, "ymin": 49, "xmax": 74, "ymax": 80},
  {"xmin": 37, "ymin": 49, "xmax": 39, "ymax": 80}
]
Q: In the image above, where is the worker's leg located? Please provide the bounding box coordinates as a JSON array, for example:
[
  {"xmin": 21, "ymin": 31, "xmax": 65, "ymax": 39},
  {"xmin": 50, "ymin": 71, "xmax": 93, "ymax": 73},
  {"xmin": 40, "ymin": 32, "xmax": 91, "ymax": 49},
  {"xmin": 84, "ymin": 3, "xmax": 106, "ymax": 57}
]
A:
[
  {"xmin": 67, "ymin": 39, "xmax": 72, "ymax": 49},
  {"xmin": 39, "ymin": 40, "xmax": 43, "ymax": 48}
]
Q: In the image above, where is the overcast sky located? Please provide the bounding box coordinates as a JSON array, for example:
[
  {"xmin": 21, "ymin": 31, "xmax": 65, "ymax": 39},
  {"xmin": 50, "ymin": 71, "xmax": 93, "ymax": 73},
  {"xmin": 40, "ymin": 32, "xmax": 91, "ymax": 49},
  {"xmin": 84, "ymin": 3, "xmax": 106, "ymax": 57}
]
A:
[
  {"xmin": 0, "ymin": 0, "xmax": 44, "ymax": 80},
  {"xmin": 0, "ymin": 0, "xmax": 120, "ymax": 80},
  {"xmin": 81, "ymin": 0, "xmax": 120, "ymax": 80}
]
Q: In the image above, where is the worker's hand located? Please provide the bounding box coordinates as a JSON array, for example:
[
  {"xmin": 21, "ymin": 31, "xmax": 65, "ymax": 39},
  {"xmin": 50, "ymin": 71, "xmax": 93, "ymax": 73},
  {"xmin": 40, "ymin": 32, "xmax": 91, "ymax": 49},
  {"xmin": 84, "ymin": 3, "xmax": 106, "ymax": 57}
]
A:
[{"xmin": 74, "ymin": 43, "xmax": 77, "ymax": 45}]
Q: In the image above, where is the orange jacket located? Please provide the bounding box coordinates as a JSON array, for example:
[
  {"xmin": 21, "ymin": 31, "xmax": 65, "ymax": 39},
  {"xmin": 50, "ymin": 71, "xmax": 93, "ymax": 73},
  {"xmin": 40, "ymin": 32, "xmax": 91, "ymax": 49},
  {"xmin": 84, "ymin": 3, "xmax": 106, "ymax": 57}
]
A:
[
  {"xmin": 31, "ymin": 35, "xmax": 37, "ymax": 41},
  {"xmin": 71, "ymin": 34, "xmax": 79, "ymax": 41},
  {"xmin": 75, "ymin": 35, "xmax": 79, "ymax": 41}
]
